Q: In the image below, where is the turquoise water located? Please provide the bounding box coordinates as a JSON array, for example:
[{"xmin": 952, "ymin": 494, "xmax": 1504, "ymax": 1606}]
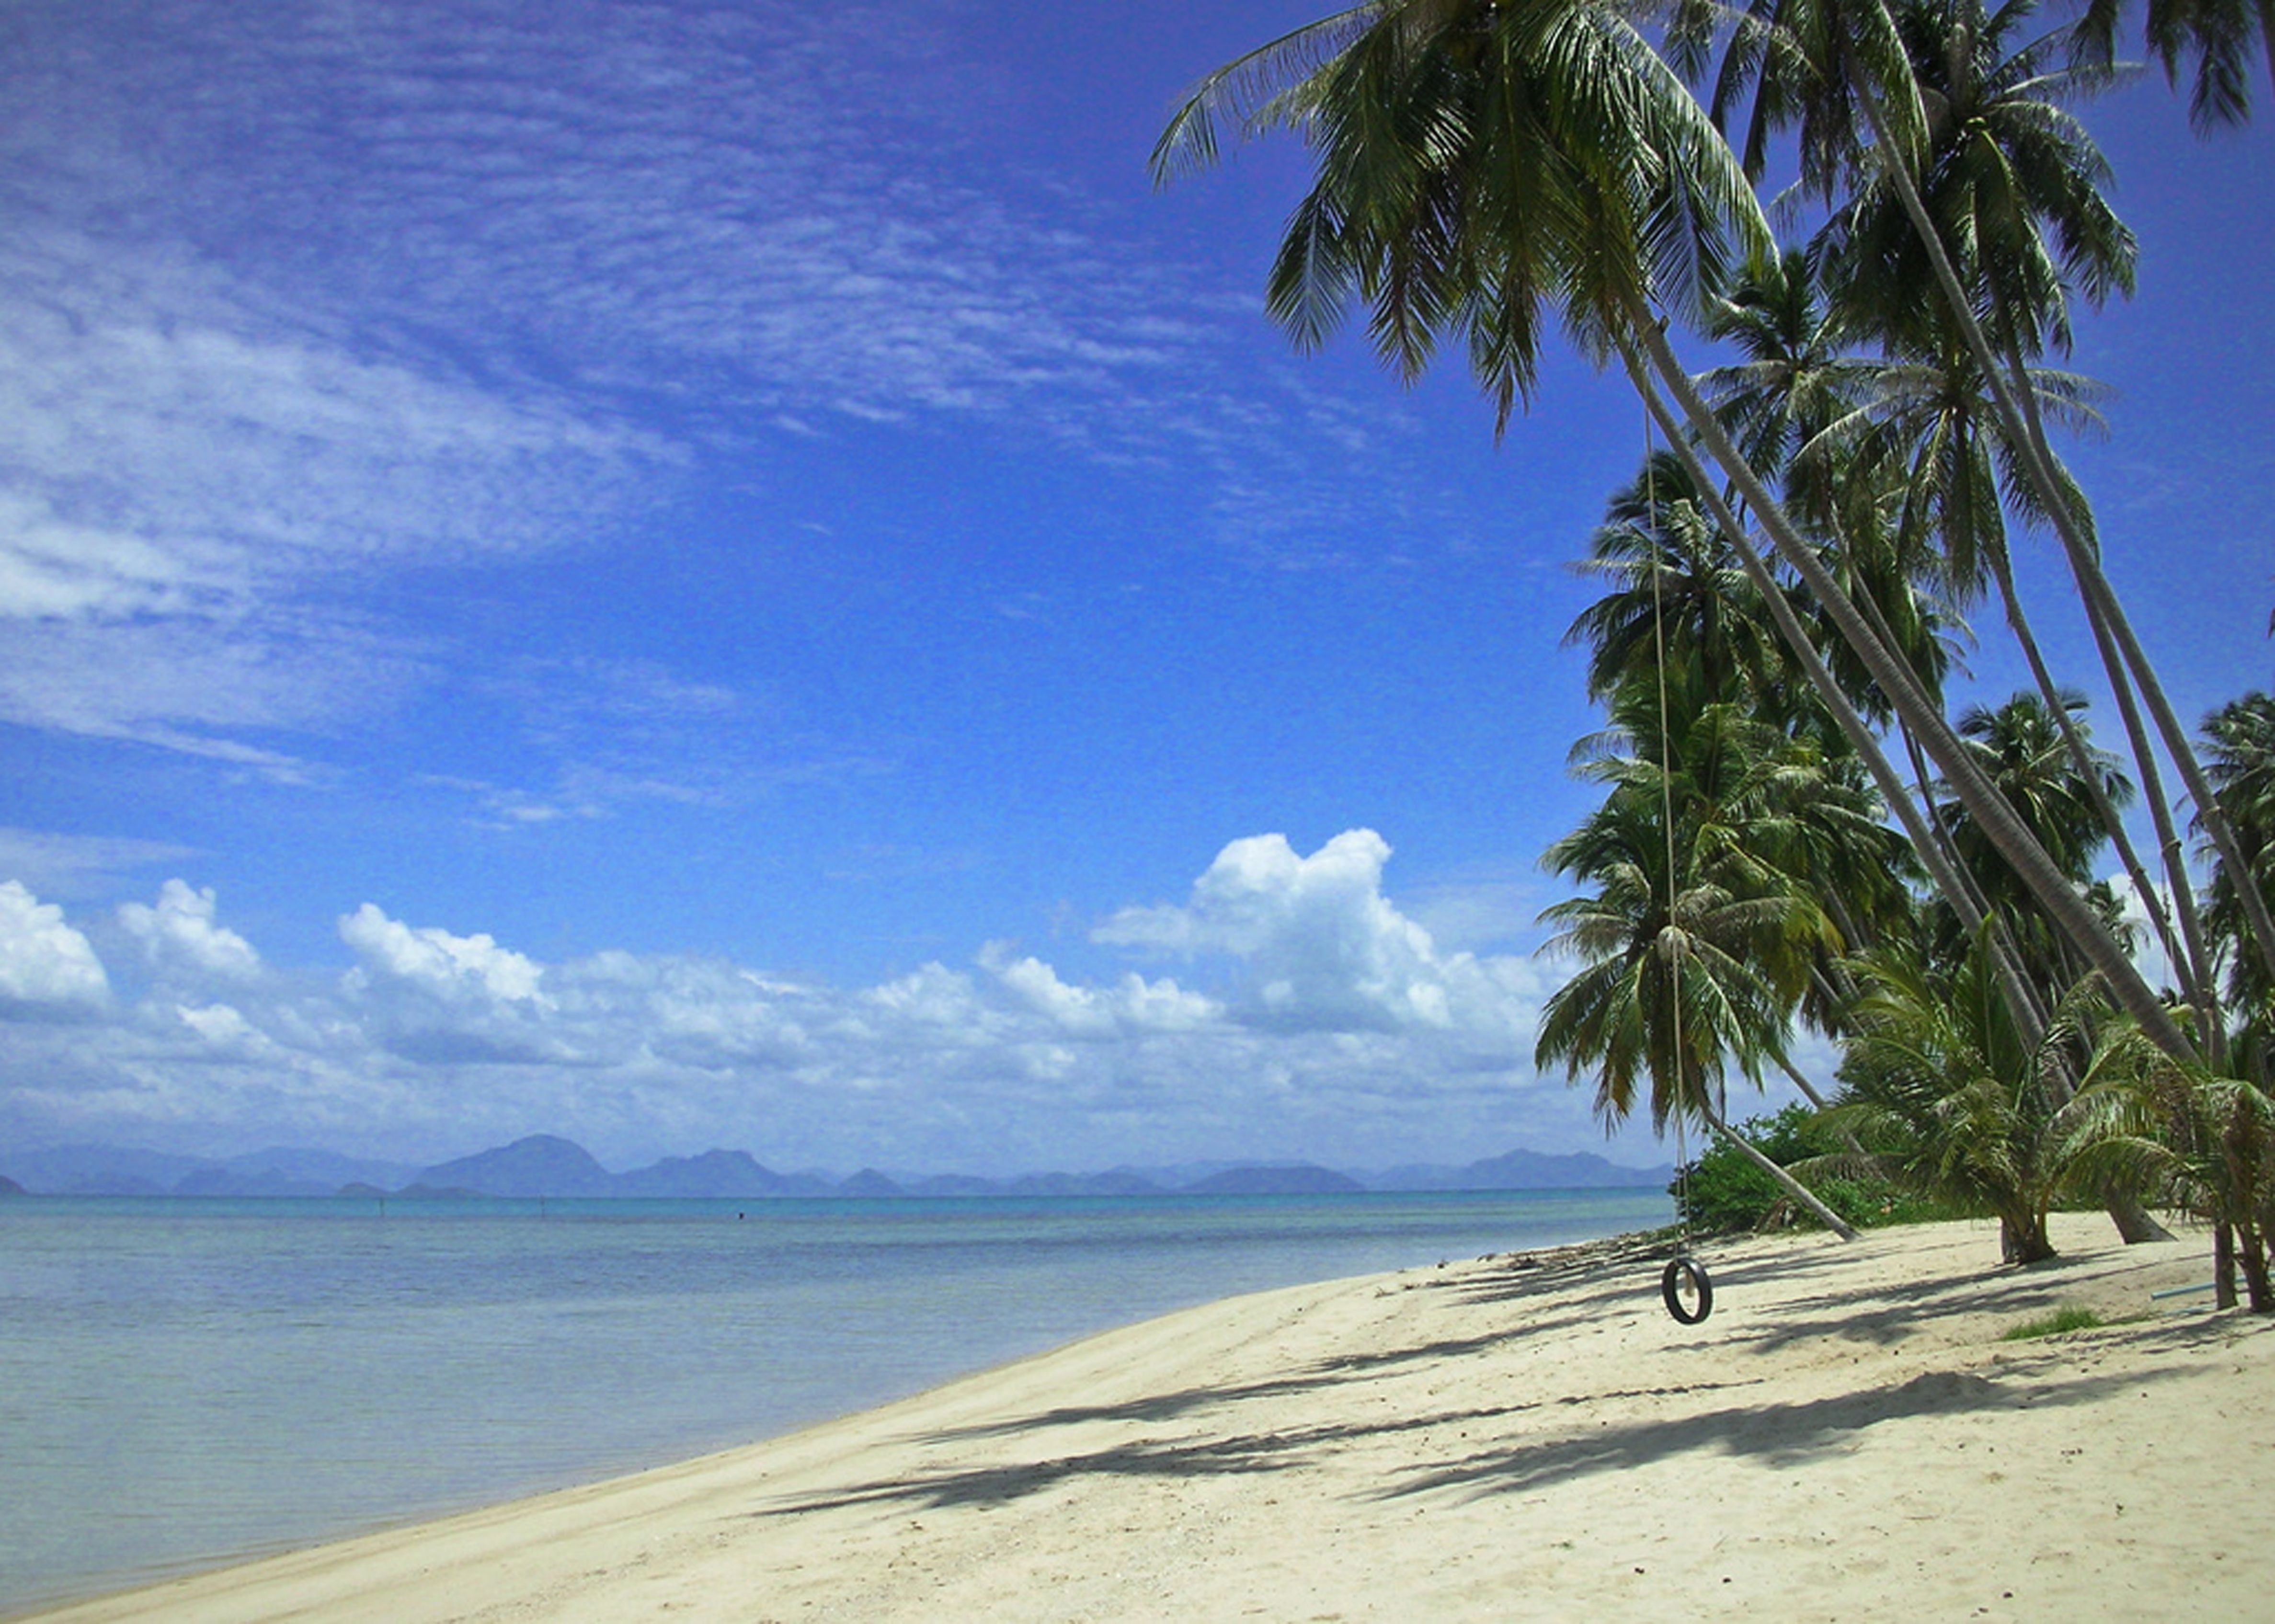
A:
[{"xmin": 0, "ymin": 1188, "xmax": 1669, "ymax": 1613}]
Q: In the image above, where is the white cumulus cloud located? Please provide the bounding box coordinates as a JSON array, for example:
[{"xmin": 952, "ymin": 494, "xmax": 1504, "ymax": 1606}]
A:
[
  {"xmin": 863, "ymin": 961, "xmax": 988, "ymax": 1030},
  {"xmin": 1095, "ymin": 829, "xmax": 1538, "ymax": 1037},
  {"xmin": 0, "ymin": 834, "xmax": 1604, "ymax": 1171},
  {"xmin": 984, "ymin": 946, "xmax": 1222, "ymax": 1036},
  {"xmin": 339, "ymin": 903, "xmax": 548, "ymax": 1006},
  {"xmin": 0, "ymin": 880, "xmax": 111, "ymax": 1009},
  {"xmin": 119, "ymin": 880, "xmax": 263, "ymax": 983},
  {"xmin": 175, "ymin": 1002, "xmax": 264, "ymax": 1052}
]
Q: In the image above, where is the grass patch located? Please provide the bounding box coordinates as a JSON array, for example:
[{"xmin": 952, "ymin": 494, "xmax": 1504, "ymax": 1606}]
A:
[{"xmin": 2001, "ymin": 1305, "xmax": 2104, "ymax": 1341}]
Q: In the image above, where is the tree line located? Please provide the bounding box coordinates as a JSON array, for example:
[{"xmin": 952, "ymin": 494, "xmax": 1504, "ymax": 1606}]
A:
[{"xmin": 1157, "ymin": 0, "xmax": 2275, "ymax": 1306}]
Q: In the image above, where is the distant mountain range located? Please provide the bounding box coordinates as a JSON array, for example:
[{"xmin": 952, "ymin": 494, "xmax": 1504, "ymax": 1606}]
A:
[{"xmin": 0, "ymin": 1134, "xmax": 1670, "ymax": 1200}]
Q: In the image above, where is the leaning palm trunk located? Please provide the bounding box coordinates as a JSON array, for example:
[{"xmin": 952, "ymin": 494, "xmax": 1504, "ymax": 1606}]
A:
[
  {"xmin": 1629, "ymin": 363, "xmax": 2043, "ymax": 1028},
  {"xmin": 1988, "ymin": 547, "xmax": 2190, "ymax": 994},
  {"xmin": 2000, "ymin": 326, "xmax": 2275, "ymax": 997},
  {"xmin": 1838, "ymin": 543, "xmax": 2013, "ymax": 939},
  {"xmin": 1834, "ymin": 26, "xmax": 2275, "ymax": 995},
  {"xmin": 1773, "ymin": 1051, "xmax": 1831, "ymax": 1108},
  {"xmin": 1625, "ymin": 305, "xmax": 2195, "ymax": 1059},
  {"xmin": 1897, "ymin": 715, "xmax": 2002, "ymax": 947},
  {"xmin": 1634, "ymin": 365, "xmax": 2176, "ymax": 1244},
  {"xmin": 2106, "ymin": 1191, "xmax": 2179, "ymax": 1245},
  {"xmin": 1697, "ymin": 1089, "xmax": 1862, "ymax": 1238},
  {"xmin": 1625, "ymin": 362, "xmax": 2057, "ymax": 1046},
  {"xmin": 2076, "ymin": 594, "xmax": 2226, "ymax": 1055}
]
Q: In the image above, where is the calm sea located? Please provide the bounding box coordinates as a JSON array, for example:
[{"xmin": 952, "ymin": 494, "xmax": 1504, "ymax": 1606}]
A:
[{"xmin": 0, "ymin": 1187, "xmax": 1669, "ymax": 1613}]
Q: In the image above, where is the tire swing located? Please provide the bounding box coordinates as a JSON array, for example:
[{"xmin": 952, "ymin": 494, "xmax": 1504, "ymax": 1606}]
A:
[
  {"xmin": 1659, "ymin": 1097, "xmax": 1714, "ymax": 1325},
  {"xmin": 1661, "ymin": 1253, "xmax": 1713, "ymax": 1324},
  {"xmin": 1641, "ymin": 398, "xmax": 1713, "ymax": 1327}
]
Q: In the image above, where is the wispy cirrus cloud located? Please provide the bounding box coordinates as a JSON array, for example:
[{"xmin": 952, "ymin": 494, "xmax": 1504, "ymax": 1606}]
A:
[
  {"xmin": 0, "ymin": 219, "xmax": 671, "ymax": 765},
  {"xmin": 0, "ymin": 0, "xmax": 1509, "ymax": 780},
  {"xmin": 11, "ymin": 1, "xmax": 1201, "ymax": 433},
  {"xmin": 414, "ymin": 655, "xmax": 899, "ymax": 829},
  {"xmin": 1, "ymin": 2, "xmax": 1170, "ymax": 766},
  {"xmin": 0, "ymin": 828, "xmax": 201, "ymax": 898}
]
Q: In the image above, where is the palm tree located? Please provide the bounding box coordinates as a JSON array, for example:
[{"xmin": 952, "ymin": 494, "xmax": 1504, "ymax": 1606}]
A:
[
  {"xmin": 1696, "ymin": 255, "xmax": 2001, "ymax": 954},
  {"xmin": 2205, "ymin": 694, "xmax": 2275, "ymax": 1054},
  {"xmin": 1152, "ymin": 0, "xmax": 1760, "ymax": 423},
  {"xmin": 1824, "ymin": 928, "xmax": 2102, "ymax": 1261},
  {"xmin": 1566, "ymin": 460, "xmax": 1921, "ymax": 1010},
  {"xmin": 2067, "ymin": 1011, "xmax": 2275, "ymax": 1308},
  {"xmin": 1701, "ymin": 255, "xmax": 1972, "ymax": 858},
  {"xmin": 1841, "ymin": 345, "xmax": 2104, "ymax": 612},
  {"xmin": 1156, "ymin": 0, "xmax": 2201, "ymax": 1060},
  {"xmin": 1933, "ymin": 691, "xmax": 2134, "ymax": 988},
  {"xmin": 1953, "ymin": 692, "xmax": 2126, "ymax": 874},
  {"xmin": 1706, "ymin": 0, "xmax": 2275, "ymax": 995},
  {"xmin": 1839, "ymin": 342, "xmax": 2190, "ymax": 964},
  {"xmin": 1700, "ymin": 249, "xmax": 1873, "ymax": 526},
  {"xmin": 1813, "ymin": 0, "xmax": 2138, "ymax": 363},
  {"xmin": 2141, "ymin": 691, "xmax": 2275, "ymax": 1299},
  {"xmin": 1955, "ymin": 692, "xmax": 2125, "ymax": 874},
  {"xmin": 1818, "ymin": 0, "xmax": 2234, "ymax": 1024},
  {"xmin": 1702, "ymin": 253, "xmax": 1963, "ymax": 732},
  {"xmin": 1537, "ymin": 669, "xmax": 1864, "ymax": 1236},
  {"xmin": 1590, "ymin": 661, "xmax": 1912, "ymax": 948},
  {"xmin": 2072, "ymin": 0, "xmax": 2275, "ymax": 129},
  {"xmin": 1536, "ymin": 801, "xmax": 1866, "ymax": 1236},
  {"xmin": 1661, "ymin": 0, "xmax": 2247, "ymax": 1056},
  {"xmin": 1564, "ymin": 451, "xmax": 1798, "ymax": 715}
]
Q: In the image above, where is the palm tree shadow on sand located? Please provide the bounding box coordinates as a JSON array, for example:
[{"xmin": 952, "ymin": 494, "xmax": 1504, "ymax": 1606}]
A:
[
  {"xmin": 748, "ymin": 1289, "xmax": 2224, "ymax": 1520},
  {"xmin": 746, "ymin": 1355, "xmax": 2192, "ymax": 1521}
]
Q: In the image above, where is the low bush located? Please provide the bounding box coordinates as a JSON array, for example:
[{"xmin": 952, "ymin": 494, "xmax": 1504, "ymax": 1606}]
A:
[{"xmin": 1669, "ymin": 1103, "xmax": 1955, "ymax": 1233}]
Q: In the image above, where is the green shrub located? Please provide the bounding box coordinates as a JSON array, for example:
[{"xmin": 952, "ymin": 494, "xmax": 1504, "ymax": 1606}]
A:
[{"xmin": 1669, "ymin": 1103, "xmax": 1954, "ymax": 1233}]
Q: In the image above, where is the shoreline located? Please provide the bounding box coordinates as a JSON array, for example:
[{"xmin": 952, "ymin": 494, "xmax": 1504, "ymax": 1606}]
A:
[
  {"xmin": 23, "ymin": 1213, "xmax": 2273, "ymax": 1622},
  {"xmin": 0, "ymin": 1187, "xmax": 1672, "ymax": 1614}
]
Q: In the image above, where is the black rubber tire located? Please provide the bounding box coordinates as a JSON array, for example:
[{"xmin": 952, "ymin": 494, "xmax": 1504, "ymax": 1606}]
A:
[{"xmin": 1661, "ymin": 1255, "xmax": 1713, "ymax": 1324}]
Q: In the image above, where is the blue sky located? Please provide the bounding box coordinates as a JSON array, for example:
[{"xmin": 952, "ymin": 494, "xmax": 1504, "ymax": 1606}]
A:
[{"xmin": 0, "ymin": 0, "xmax": 2266, "ymax": 1175}]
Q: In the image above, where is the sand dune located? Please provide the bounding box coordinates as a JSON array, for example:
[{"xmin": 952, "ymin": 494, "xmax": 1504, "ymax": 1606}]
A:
[{"xmin": 30, "ymin": 1213, "xmax": 2272, "ymax": 1622}]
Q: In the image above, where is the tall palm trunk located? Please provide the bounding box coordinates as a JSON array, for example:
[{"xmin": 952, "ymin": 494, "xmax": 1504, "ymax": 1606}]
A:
[
  {"xmin": 1987, "ymin": 546, "xmax": 2188, "ymax": 988},
  {"xmin": 2000, "ymin": 329, "xmax": 2275, "ymax": 996},
  {"xmin": 1835, "ymin": 25, "xmax": 2275, "ymax": 995},
  {"xmin": 1625, "ymin": 361, "xmax": 2055, "ymax": 1046},
  {"xmin": 1625, "ymin": 303, "xmax": 2195, "ymax": 1060},
  {"xmin": 1834, "ymin": 542, "xmax": 2011, "ymax": 939},
  {"xmin": 1898, "ymin": 714, "xmax": 2001, "ymax": 949},
  {"xmin": 2077, "ymin": 591, "xmax": 2227, "ymax": 1059},
  {"xmin": 1981, "ymin": 553, "xmax": 2227, "ymax": 1241},
  {"xmin": 1773, "ymin": 1051, "xmax": 1831, "ymax": 1109},
  {"xmin": 1988, "ymin": 332, "xmax": 2224, "ymax": 1053}
]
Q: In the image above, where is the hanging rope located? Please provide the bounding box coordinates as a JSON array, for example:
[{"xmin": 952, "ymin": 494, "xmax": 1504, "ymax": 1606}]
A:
[{"xmin": 1645, "ymin": 398, "xmax": 1712, "ymax": 1325}]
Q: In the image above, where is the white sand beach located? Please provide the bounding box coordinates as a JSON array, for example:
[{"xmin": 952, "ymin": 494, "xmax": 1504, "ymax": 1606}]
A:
[{"xmin": 29, "ymin": 1213, "xmax": 2273, "ymax": 1623}]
